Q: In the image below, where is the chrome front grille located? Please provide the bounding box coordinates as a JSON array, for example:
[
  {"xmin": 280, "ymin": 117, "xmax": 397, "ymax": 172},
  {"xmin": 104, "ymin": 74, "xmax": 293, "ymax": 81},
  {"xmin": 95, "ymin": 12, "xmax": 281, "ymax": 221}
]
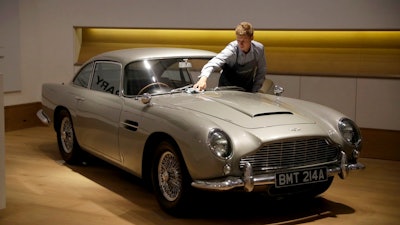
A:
[{"xmin": 240, "ymin": 138, "xmax": 340, "ymax": 175}]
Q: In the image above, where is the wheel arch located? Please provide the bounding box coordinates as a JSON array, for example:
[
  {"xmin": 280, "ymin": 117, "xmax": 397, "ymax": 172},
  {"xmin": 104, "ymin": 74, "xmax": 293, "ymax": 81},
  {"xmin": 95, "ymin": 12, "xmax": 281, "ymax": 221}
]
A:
[
  {"xmin": 53, "ymin": 106, "xmax": 70, "ymax": 132},
  {"xmin": 141, "ymin": 132, "xmax": 189, "ymax": 188}
]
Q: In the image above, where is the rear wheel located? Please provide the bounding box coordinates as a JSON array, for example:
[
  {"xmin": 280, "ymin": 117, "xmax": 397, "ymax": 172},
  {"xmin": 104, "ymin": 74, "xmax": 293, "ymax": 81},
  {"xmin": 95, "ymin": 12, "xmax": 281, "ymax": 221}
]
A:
[
  {"xmin": 56, "ymin": 109, "xmax": 81, "ymax": 164},
  {"xmin": 151, "ymin": 140, "xmax": 192, "ymax": 215}
]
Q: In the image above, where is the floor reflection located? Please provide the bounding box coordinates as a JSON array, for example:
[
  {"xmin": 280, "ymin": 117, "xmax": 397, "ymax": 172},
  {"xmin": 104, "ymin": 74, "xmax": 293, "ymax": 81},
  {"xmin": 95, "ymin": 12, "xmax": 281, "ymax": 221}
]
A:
[{"xmin": 60, "ymin": 152, "xmax": 355, "ymax": 225}]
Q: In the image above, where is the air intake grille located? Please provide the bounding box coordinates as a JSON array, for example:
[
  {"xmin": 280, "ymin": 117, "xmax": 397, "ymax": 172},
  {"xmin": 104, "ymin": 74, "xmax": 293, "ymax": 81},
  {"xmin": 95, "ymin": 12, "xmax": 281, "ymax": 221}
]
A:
[{"xmin": 240, "ymin": 138, "xmax": 339, "ymax": 175}]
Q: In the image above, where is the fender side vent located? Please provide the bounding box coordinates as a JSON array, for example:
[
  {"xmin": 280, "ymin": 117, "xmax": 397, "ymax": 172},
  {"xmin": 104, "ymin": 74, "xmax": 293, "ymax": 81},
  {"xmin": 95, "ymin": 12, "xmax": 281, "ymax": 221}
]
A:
[{"xmin": 122, "ymin": 120, "xmax": 139, "ymax": 132}]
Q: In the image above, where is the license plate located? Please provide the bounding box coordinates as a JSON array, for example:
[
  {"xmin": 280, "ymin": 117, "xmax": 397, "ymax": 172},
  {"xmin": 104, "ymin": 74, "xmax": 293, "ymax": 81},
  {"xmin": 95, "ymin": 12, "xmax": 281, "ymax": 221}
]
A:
[{"xmin": 275, "ymin": 167, "xmax": 328, "ymax": 188}]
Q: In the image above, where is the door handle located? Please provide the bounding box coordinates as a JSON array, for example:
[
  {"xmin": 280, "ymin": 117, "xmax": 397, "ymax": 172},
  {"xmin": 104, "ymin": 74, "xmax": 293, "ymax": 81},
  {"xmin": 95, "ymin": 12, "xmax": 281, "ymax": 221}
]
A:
[{"xmin": 74, "ymin": 96, "xmax": 85, "ymax": 101}]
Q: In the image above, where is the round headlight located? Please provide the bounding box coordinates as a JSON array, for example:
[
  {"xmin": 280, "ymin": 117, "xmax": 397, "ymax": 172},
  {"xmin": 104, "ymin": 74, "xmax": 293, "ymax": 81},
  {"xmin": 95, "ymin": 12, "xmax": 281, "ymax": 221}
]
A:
[
  {"xmin": 208, "ymin": 129, "xmax": 232, "ymax": 159},
  {"xmin": 338, "ymin": 118, "xmax": 362, "ymax": 147}
]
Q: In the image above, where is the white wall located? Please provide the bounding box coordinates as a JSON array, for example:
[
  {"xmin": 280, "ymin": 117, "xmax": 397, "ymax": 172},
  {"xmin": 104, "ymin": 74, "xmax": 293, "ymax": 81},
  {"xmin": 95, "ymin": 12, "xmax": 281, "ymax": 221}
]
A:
[
  {"xmin": 268, "ymin": 75, "xmax": 400, "ymax": 130},
  {"xmin": 0, "ymin": 0, "xmax": 21, "ymax": 92},
  {"xmin": 1, "ymin": 0, "xmax": 400, "ymax": 130}
]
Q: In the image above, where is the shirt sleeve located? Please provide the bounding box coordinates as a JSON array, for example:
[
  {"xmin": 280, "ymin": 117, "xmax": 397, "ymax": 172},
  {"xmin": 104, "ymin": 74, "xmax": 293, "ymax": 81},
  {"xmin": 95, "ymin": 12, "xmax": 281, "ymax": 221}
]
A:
[
  {"xmin": 252, "ymin": 42, "xmax": 267, "ymax": 92},
  {"xmin": 200, "ymin": 41, "xmax": 237, "ymax": 78}
]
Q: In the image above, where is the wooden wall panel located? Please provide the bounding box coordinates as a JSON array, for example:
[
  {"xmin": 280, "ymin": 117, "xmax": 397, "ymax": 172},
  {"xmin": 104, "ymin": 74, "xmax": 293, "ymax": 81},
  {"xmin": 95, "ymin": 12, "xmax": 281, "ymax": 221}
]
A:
[
  {"xmin": 4, "ymin": 102, "xmax": 44, "ymax": 132},
  {"xmin": 360, "ymin": 128, "xmax": 400, "ymax": 161}
]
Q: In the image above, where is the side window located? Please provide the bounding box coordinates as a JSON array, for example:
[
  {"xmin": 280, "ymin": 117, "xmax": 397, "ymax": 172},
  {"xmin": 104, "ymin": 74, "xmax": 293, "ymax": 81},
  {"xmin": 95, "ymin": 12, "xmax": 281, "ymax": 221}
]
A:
[
  {"xmin": 90, "ymin": 62, "xmax": 121, "ymax": 95},
  {"xmin": 73, "ymin": 62, "xmax": 93, "ymax": 88}
]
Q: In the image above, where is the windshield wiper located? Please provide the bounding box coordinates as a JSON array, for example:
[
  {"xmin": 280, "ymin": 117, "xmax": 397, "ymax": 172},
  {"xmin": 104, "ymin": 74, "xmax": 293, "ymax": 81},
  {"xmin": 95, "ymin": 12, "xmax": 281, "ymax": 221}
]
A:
[
  {"xmin": 213, "ymin": 86, "xmax": 246, "ymax": 92},
  {"xmin": 170, "ymin": 84, "xmax": 194, "ymax": 93}
]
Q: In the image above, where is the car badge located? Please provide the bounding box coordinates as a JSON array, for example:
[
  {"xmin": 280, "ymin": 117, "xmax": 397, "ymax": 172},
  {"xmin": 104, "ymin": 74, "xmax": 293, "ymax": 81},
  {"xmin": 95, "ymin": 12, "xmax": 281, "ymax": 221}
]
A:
[{"xmin": 290, "ymin": 127, "xmax": 301, "ymax": 132}]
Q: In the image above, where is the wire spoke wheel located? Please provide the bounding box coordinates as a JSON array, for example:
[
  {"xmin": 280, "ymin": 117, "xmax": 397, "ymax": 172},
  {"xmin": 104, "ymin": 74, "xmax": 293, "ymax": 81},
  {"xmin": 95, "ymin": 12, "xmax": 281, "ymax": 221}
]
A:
[
  {"xmin": 158, "ymin": 151, "xmax": 182, "ymax": 201},
  {"xmin": 60, "ymin": 116, "xmax": 74, "ymax": 154},
  {"xmin": 56, "ymin": 109, "xmax": 81, "ymax": 164},
  {"xmin": 151, "ymin": 140, "xmax": 191, "ymax": 215}
]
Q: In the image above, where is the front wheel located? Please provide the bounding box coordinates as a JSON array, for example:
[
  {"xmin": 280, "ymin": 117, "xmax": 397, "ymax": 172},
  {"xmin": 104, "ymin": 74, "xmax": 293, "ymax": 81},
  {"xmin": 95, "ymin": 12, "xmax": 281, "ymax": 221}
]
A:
[
  {"xmin": 56, "ymin": 109, "xmax": 82, "ymax": 164},
  {"xmin": 151, "ymin": 140, "xmax": 192, "ymax": 215}
]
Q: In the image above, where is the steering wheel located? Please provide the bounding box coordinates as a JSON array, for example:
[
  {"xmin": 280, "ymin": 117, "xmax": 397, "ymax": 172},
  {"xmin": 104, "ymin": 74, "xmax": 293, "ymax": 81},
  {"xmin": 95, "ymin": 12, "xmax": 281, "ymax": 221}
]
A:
[{"xmin": 137, "ymin": 82, "xmax": 170, "ymax": 95}]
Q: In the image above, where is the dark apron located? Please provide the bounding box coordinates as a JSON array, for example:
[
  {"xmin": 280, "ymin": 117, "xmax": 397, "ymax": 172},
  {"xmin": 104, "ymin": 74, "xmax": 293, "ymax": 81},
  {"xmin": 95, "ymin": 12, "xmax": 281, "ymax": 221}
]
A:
[{"xmin": 219, "ymin": 48, "xmax": 257, "ymax": 92}]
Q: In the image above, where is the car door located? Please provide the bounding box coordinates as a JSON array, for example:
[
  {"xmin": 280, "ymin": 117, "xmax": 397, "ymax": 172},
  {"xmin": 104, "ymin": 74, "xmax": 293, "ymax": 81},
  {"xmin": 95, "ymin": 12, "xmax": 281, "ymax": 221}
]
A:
[{"xmin": 75, "ymin": 61, "xmax": 123, "ymax": 162}]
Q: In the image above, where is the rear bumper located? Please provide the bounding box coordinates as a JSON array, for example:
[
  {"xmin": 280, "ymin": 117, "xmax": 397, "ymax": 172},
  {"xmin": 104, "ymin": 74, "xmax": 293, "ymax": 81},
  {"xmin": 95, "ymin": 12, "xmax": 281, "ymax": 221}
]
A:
[
  {"xmin": 36, "ymin": 109, "xmax": 50, "ymax": 125},
  {"xmin": 191, "ymin": 151, "xmax": 365, "ymax": 192}
]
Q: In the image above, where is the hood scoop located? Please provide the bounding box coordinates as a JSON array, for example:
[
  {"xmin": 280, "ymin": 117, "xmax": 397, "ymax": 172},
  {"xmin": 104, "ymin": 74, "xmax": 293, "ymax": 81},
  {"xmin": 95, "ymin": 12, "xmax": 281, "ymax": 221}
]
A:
[{"xmin": 254, "ymin": 111, "xmax": 293, "ymax": 117}]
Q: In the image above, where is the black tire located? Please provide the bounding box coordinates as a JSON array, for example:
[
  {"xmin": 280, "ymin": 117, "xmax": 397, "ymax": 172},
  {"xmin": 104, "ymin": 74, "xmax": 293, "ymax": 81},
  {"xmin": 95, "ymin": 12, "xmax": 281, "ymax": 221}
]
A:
[
  {"xmin": 56, "ymin": 109, "xmax": 82, "ymax": 164},
  {"xmin": 151, "ymin": 140, "xmax": 192, "ymax": 216}
]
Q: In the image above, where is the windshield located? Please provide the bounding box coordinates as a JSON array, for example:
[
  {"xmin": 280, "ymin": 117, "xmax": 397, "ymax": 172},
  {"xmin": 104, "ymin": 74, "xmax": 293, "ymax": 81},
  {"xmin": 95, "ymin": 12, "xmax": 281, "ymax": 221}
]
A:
[{"xmin": 123, "ymin": 58, "xmax": 220, "ymax": 96}]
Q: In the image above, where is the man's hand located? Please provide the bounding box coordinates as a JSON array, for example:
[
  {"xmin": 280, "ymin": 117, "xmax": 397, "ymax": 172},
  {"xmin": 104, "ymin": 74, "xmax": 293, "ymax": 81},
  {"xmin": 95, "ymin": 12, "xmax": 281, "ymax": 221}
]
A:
[{"xmin": 193, "ymin": 76, "xmax": 208, "ymax": 91}]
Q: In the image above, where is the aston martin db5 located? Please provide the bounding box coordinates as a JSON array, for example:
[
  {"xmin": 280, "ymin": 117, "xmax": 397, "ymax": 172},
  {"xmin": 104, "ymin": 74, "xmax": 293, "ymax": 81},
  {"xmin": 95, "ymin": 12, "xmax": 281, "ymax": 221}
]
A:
[{"xmin": 37, "ymin": 48, "xmax": 365, "ymax": 215}]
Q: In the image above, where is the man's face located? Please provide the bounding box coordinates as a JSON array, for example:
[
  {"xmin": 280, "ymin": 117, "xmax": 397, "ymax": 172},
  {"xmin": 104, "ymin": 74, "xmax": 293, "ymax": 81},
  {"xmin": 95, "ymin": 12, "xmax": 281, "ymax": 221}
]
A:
[{"xmin": 236, "ymin": 35, "xmax": 253, "ymax": 53}]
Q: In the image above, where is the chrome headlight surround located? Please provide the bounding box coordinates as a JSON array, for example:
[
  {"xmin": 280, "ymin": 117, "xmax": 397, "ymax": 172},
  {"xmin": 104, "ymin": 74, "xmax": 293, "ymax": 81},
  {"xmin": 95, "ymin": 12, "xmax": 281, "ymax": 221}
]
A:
[
  {"xmin": 207, "ymin": 128, "xmax": 233, "ymax": 160},
  {"xmin": 338, "ymin": 118, "xmax": 362, "ymax": 148}
]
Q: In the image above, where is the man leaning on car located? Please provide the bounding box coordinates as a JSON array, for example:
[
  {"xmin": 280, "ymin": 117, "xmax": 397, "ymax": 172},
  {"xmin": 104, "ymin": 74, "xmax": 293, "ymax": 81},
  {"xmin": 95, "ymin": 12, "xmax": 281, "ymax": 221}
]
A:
[{"xmin": 194, "ymin": 21, "xmax": 267, "ymax": 92}]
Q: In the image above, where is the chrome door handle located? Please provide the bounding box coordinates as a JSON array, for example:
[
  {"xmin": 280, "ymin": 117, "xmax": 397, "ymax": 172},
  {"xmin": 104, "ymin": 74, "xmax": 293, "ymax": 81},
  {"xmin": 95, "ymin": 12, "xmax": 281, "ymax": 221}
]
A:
[{"xmin": 74, "ymin": 96, "xmax": 85, "ymax": 101}]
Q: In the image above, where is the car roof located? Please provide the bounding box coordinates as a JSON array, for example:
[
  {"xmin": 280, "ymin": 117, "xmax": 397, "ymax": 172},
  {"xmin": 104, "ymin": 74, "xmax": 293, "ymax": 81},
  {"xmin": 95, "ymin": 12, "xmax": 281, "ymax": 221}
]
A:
[{"xmin": 90, "ymin": 47, "xmax": 217, "ymax": 65}]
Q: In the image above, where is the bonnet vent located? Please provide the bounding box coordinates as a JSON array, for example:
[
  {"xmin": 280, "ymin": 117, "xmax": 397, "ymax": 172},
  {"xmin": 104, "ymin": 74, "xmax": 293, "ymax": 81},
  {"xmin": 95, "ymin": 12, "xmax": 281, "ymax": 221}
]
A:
[{"xmin": 254, "ymin": 111, "xmax": 293, "ymax": 117}]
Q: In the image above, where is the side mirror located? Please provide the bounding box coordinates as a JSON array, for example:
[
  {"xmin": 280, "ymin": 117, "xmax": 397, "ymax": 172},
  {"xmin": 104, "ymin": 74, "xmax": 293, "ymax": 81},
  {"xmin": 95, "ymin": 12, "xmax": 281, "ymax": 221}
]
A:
[
  {"xmin": 274, "ymin": 85, "xmax": 284, "ymax": 96},
  {"xmin": 141, "ymin": 93, "xmax": 152, "ymax": 104}
]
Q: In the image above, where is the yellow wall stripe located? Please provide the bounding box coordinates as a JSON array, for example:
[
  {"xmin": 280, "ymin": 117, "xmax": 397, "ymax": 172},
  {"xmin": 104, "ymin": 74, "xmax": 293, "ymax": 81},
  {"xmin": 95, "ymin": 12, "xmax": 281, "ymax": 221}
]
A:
[{"xmin": 75, "ymin": 28, "xmax": 400, "ymax": 78}]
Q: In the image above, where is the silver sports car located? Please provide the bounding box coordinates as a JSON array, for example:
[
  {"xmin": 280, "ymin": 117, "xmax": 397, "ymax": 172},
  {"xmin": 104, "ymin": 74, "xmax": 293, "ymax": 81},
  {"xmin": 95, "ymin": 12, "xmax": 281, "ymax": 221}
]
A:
[{"xmin": 37, "ymin": 47, "xmax": 364, "ymax": 215}]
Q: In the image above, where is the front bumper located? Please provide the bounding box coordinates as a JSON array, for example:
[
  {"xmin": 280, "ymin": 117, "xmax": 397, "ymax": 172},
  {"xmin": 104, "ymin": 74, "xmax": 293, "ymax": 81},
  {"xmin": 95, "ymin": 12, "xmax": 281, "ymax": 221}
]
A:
[{"xmin": 191, "ymin": 151, "xmax": 365, "ymax": 192}]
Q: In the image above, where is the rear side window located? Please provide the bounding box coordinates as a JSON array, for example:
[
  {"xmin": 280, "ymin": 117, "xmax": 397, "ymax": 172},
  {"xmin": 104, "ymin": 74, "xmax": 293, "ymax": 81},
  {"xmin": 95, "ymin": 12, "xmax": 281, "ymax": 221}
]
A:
[
  {"xmin": 73, "ymin": 62, "xmax": 93, "ymax": 88},
  {"xmin": 90, "ymin": 62, "xmax": 122, "ymax": 95}
]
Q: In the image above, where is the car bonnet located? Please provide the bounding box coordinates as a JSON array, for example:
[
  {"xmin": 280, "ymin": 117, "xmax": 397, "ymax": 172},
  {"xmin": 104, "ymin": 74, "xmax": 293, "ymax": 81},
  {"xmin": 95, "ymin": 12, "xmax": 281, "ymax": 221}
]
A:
[{"xmin": 169, "ymin": 91, "xmax": 316, "ymax": 129}]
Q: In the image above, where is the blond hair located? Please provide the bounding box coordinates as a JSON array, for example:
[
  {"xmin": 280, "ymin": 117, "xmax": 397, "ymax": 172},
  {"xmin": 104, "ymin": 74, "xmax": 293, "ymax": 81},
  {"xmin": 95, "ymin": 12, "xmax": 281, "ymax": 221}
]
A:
[{"xmin": 235, "ymin": 22, "xmax": 254, "ymax": 37}]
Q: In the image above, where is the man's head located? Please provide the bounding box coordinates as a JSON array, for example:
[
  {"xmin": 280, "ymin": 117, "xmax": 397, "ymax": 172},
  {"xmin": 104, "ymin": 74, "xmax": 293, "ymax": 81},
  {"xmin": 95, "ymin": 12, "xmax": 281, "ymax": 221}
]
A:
[{"xmin": 235, "ymin": 22, "xmax": 254, "ymax": 53}]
